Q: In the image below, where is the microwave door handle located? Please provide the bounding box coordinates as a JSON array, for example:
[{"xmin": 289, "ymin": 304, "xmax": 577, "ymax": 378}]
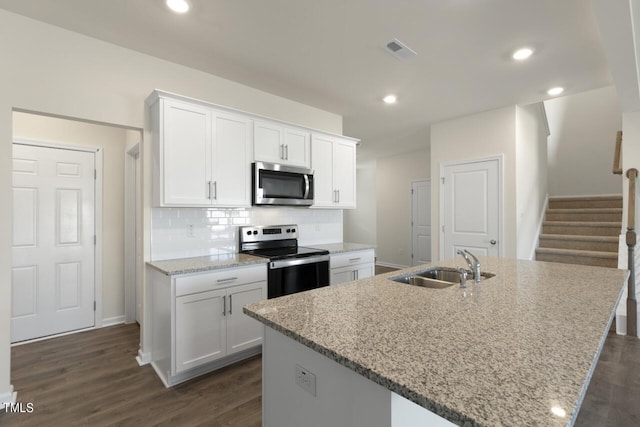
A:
[{"xmin": 303, "ymin": 174, "xmax": 310, "ymax": 199}]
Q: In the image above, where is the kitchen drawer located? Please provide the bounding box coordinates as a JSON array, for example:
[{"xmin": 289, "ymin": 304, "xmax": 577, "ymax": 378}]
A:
[
  {"xmin": 175, "ymin": 264, "xmax": 267, "ymax": 297},
  {"xmin": 330, "ymin": 249, "xmax": 375, "ymax": 269}
]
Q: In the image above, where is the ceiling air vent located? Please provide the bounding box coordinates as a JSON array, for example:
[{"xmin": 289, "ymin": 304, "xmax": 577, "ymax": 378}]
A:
[{"xmin": 383, "ymin": 38, "xmax": 417, "ymax": 61}]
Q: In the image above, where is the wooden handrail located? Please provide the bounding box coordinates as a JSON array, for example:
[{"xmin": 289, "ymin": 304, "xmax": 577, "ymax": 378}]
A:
[
  {"xmin": 613, "ymin": 131, "xmax": 623, "ymax": 175},
  {"xmin": 626, "ymin": 167, "xmax": 638, "ymax": 337}
]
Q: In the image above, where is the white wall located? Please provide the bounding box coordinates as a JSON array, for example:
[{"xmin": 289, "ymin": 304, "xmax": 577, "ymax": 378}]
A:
[
  {"xmin": 12, "ymin": 112, "xmax": 130, "ymax": 321},
  {"xmin": 376, "ymin": 149, "xmax": 430, "ymax": 267},
  {"xmin": 545, "ymin": 86, "xmax": 622, "ymax": 196},
  {"xmin": 430, "ymin": 106, "xmax": 517, "ymax": 260},
  {"xmin": 0, "ymin": 9, "xmax": 342, "ymax": 401},
  {"xmin": 515, "ymin": 103, "xmax": 549, "ymax": 259},
  {"xmin": 344, "ymin": 161, "xmax": 377, "ymax": 246}
]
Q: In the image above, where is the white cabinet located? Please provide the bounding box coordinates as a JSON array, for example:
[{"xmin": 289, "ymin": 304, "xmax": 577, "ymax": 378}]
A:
[
  {"xmin": 329, "ymin": 249, "xmax": 375, "ymax": 285},
  {"xmin": 254, "ymin": 120, "xmax": 310, "ymax": 168},
  {"xmin": 151, "ymin": 264, "xmax": 267, "ymax": 386},
  {"xmin": 150, "ymin": 95, "xmax": 252, "ymax": 207},
  {"xmin": 311, "ymin": 134, "xmax": 357, "ymax": 208}
]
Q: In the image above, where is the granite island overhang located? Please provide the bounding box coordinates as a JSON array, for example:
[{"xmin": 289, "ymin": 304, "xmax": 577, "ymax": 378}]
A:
[{"xmin": 244, "ymin": 257, "xmax": 628, "ymax": 427}]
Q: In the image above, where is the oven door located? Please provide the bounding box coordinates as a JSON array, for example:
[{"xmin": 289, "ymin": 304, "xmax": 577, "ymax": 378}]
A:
[
  {"xmin": 268, "ymin": 255, "xmax": 329, "ymax": 298},
  {"xmin": 253, "ymin": 162, "xmax": 314, "ymax": 206}
]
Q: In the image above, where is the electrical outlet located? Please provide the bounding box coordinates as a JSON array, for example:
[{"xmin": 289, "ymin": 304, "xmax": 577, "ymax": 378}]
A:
[
  {"xmin": 295, "ymin": 364, "xmax": 316, "ymax": 396},
  {"xmin": 186, "ymin": 224, "xmax": 195, "ymax": 238}
]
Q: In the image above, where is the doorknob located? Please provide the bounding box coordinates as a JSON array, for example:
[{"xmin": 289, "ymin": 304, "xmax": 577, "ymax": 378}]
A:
[{"xmin": 490, "ymin": 240, "xmax": 497, "ymax": 245}]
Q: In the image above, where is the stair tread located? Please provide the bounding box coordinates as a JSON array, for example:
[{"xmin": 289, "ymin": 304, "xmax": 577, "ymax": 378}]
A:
[
  {"xmin": 546, "ymin": 208, "xmax": 622, "ymax": 213},
  {"xmin": 535, "ymin": 247, "xmax": 618, "ymax": 258},
  {"xmin": 542, "ymin": 221, "xmax": 621, "ymax": 226},
  {"xmin": 549, "ymin": 195, "xmax": 622, "ymax": 201},
  {"xmin": 538, "ymin": 234, "xmax": 619, "ymax": 242}
]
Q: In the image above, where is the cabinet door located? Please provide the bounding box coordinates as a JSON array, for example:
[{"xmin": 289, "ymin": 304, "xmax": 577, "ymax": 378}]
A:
[
  {"xmin": 355, "ymin": 264, "xmax": 374, "ymax": 281},
  {"xmin": 175, "ymin": 289, "xmax": 227, "ymax": 373},
  {"xmin": 284, "ymin": 128, "xmax": 310, "ymax": 168},
  {"xmin": 254, "ymin": 121, "xmax": 283, "ymax": 164},
  {"xmin": 333, "ymin": 140, "xmax": 356, "ymax": 208},
  {"xmin": 212, "ymin": 112, "xmax": 252, "ymax": 206},
  {"xmin": 330, "ymin": 267, "xmax": 355, "ymax": 285},
  {"xmin": 162, "ymin": 100, "xmax": 212, "ymax": 206},
  {"xmin": 311, "ymin": 134, "xmax": 335, "ymax": 207},
  {"xmin": 227, "ymin": 282, "xmax": 267, "ymax": 355}
]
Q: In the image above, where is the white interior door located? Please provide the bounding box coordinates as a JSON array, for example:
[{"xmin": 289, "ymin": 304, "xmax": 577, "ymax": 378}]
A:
[
  {"xmin": 442, "ymin": 158, "xmax": 500, "ymax": 260},
  {"xmin": 411, "ymin": 180, "xmax": 431, "ymax": 266},
  {"xmin": 12, "ymin": 144, "xmax": 96, "ymax": 342}
]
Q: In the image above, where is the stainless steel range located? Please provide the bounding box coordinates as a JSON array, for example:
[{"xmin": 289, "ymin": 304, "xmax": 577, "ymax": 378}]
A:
[{"xmin": 239, "ymin": 224, "xmax": 329, "ymax": 298}]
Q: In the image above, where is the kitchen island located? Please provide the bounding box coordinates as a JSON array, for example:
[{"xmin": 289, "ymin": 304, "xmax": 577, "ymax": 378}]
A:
[{"xmin": 244, "ymin": 257, "xmax": 628, "ymax": 427}]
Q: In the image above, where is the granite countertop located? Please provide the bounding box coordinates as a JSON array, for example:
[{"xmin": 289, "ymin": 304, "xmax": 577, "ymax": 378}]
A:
[
  {"xmin": 244, "ymin": 257, "xmax": 628, "ymax": 426},
  {"xmin": 147, "ymin": 253, "xmax": 267, "ymax": 275},
  {"xmin": 309, "ymin": 242, "xmax": 376, "ymax": 254}
]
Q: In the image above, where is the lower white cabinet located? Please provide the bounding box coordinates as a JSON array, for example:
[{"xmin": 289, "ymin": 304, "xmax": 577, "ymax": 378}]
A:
[
  {"xmin": 151, "ymin": 263, "xmax": 267, "ymax": 387},
  {"xmin": 329, "ymin": 249, "xmax": 375, "ymax": 285}
]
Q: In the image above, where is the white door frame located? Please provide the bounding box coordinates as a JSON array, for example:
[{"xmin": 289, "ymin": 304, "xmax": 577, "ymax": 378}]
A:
[
  {"xmin": 12, "ymin": 138, "xmax": 104, "ymax": 331},
  {"xmin": 411, "ymin": 179, "xmax": 431, "ymax": 266},
  {"xmin": 439, "ymin": 155, "xmax": 504, "ymax": 261},
  {"xmin": 124, "ymin": 142, "xmax": 141, "ymax": 324}
]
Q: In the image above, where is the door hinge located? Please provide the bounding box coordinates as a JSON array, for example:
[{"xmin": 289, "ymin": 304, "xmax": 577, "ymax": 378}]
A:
[
  {"xmin": 441, "ymin": 177, "xmax": 445, "ymax": 184},
  {"xmin": 94, "ymin": 235, "xmax": 97, "ymax": 245},
  {"xmin": 442, "ymin": 225, "xmax": 445, "ymax": 232},
  {"xmin": 411, "ymin": 189, "xmax": 414, "ymax": 194},
  {"xmin": 94, "ymin": 169, "xmax": 97, "ymax": 180},
  {"xmin": 94, "ymin": 301, "xmax": 96, "ymax": 311}
]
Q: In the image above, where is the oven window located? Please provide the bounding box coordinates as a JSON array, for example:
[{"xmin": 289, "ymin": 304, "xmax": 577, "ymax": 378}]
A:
[
  {"xmin": 260, "ymin": 170, "xmax": 305, "ymax": 199},
  {"xmin": 268, "ymin": 260, "xmax": 329, "ymax": 299}
]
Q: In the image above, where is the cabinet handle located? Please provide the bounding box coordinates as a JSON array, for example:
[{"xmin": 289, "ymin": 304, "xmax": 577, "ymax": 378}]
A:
[
  {"xmin": 333, "ymin": 190, "xmax": 337, "ymax": 203},
  {"xmin": 208, "ymin": 181, "xmax": 213, "ymax": 199},
  {"xmin": 349, "ymin": 258, "xmax": 361, "ymax": 262},
  {"xmin": 280, "ymin": 144, "xmax": 284, "ymax": 160},
  {"xmin": 285, "ymin": 144, "xmax": 289, "ymax": 160},
  {"xmin": 229, "ymin": 294, "xmax": 233, "ymax": 315},
  {"xmin": 337, "ymin": 189, "xmax": 340, "ymax": 203},
  {"xmin": 354, "ymin": 270, "xmax": 358, "ymax": 280},
  {"xmin": 222, "ymin": 295, "xmax": 226, "ymax": 316},
  {"xmin": 216, "ymin": 277, "xmax": 238, "ymax": 283},
  {"xmin": 213, "ymin": 181, "xmax": 217, "ymax": 200}
]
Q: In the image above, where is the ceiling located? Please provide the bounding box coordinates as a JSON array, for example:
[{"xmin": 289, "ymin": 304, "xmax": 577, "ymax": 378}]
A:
[{"xmin": 0, "ymin": 0, "xmax": 612, "ymax": 161}]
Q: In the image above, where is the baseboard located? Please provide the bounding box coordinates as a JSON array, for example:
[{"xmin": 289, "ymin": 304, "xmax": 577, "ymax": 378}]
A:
[
  {"xmin": 529, "ymin": 194, "xmax": 549, "ymax": 261},
  {"xmin": 0, "ymin": 387, "xmax": 16, "ymax": 409},
  {"xmin": 102, "ymin": 315, "xmax": 126, "ymax": 327},
  {"xmin": 136, "ymin": 349, "xmax": 152, "ymax": 366},
  {"xmin": 376, "ymin": 261, "xmax": 409, "ymax": 269}
]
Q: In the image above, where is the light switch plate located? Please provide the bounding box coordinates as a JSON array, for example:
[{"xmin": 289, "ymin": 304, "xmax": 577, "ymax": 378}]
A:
[{"xmin": 295, "ymin": 364, "xmax": 316, "ymax": 396}]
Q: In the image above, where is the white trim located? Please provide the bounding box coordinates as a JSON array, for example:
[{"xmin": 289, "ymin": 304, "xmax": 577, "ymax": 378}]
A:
[
  {"xmin": 529, "ymin": 194, "xmax": 549, "ymax": 261},
  {"xmin": 439, "ymin": 155, "xmax": 504, "ymax": 260},
  {"xmin": 549, "ymin": 193, "xmax": 623, "ymax": 198},
  {"xmin": 11, "ymin": 140, "xmax": 104, "ymax": 335},
  {"xmin": 537, "ymin": 102, "xmax": 551, "ymax": 137},
  {"xmin": 102, "ymin": 315, "xmax": 126, "ymax": 327},
  {"xmin": 410, "ymin": 179, "xmax": 432, "ymax": 266},
  {"xmin": 0, "ymin": 387, "xmax": 16, "ymax": 409},
  {"xmin": 136, "ymin": 349, "xmax": 152, "ymax": 366},
  {"xmin": 376, "ymin": 261, "xmax": 409, "ymax": 269},
  {"xmin": 124, "ymin": 142, "xmax": 141, "ymax": 324}
]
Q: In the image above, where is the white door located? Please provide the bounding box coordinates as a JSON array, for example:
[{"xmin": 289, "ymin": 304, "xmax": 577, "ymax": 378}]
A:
[
  {"xmin": 333, "ymin": 140, "xmax": 356, "ymax": 208},
  {"xmin": 283, "ymin": 128, "xmax": 310, "ymax": 167},
  {"xmin": 311, "ymin": 134, "xmax": 334, "ymax": 207},
  {"xmin": 12, "ymin": 144, "xmax": 96, "ymax": 342},
  {"xmin": 227, "ymin": 283, "xmax": 266, "ymax": 355},
  {"xmin": 442, "ymin": 158, "xmax": 500, "ymax": 260},
  {"xmin": 411, "ymin": 180, "xmax": 431, "ymax": 266},
  {"xmin": 212, "ymin": 112, "xmax": 252, "ymax": 206}
]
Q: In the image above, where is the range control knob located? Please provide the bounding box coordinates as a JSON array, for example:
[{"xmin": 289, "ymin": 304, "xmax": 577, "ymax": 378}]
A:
[
  {"xmin": 246, "ymin": 231, "xmax": 251, "ymax": 235},
  {"xmin": 291, "ymin": 228, "xmax": 296, "ymax": 233},
  {"xmin": 253, "ymin": 230, "xmax": 258, "ymax": 235},
  {"xmin": 286, "ymin": 228, "xmax": 291, "ymax": 233}
]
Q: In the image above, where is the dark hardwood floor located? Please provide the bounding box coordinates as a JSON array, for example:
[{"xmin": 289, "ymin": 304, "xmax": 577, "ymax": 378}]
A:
[{"xmin": 1, "ymin": 314, "xmax": 639, "ymax": 426}]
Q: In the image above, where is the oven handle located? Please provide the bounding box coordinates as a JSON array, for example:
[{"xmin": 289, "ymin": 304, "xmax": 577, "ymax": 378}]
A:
[
  {"xmin": 303, "ymin": 174, "xmax": 310, "ymax": 199},
  {"xmin": 270, "ymin": 254, "xmax": 329, "ymax": 269}
]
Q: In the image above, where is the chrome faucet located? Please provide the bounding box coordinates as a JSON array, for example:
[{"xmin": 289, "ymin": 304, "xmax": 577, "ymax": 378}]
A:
[
  {"xmin": 456, "ymin": 267, "xmax": 468, "ymax": 288},
  {"xmin": 456, "ymin": 249, "xmax": 481, "ymax": 283}
]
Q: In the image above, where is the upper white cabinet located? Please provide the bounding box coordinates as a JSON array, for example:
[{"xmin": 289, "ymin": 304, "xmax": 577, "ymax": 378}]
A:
[
  {"xmin": 254, "ymin": 120, "xmax": 310, "ymax": 168},
  {"xmin": 150, "ymin": 95, "xmax": 252, "ymax": 207},
  {"xmin": 311, "ymin": 134, "xmax": 357, "ymax": 209}
]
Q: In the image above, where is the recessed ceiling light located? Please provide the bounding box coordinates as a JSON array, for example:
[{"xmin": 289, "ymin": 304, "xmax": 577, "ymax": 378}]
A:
[
  {"xmin": 513, "ymin": 47, "xmax": 534, "ymax": 61},
  {"xmin": 383, "ymin": 94, "xmax": 397, "ymax": 104},
  {"xmin": 166, "ymin": 0, "xmax": 190, "ymax": 14},
  {"xmin": 547, "ymin": 87, "xmax": 564, "ymax": 96}
]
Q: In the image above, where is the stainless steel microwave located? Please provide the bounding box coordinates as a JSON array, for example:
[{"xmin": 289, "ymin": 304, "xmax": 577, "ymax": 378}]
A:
[{"xmin": 252, "ymin": 162, "xmax": 314, "ymax": 206}]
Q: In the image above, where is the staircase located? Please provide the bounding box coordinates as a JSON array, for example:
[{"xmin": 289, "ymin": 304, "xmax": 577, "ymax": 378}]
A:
[{"xmin": 535, "ymin": 195, "xmax": 622, "ymax": 268}]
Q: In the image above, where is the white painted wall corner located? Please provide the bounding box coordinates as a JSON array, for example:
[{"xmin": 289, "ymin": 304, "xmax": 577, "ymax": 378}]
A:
[{"xmin": 529, "ymin": 194, "xmax": 549, "ymax": 260}]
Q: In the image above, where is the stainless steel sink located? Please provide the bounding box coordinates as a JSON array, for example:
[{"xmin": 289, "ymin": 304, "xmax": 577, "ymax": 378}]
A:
[{"xmin": 389, "ymin": 267, "xmax": 494, "ymax": 289}]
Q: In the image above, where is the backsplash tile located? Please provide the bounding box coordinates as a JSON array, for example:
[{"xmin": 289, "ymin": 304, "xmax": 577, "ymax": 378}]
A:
[{"xmin": 151, "ymin": 207, "xmax": 343, "ymax": 261}]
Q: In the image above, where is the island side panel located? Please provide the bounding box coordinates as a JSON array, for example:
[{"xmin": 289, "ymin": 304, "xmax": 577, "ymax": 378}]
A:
[{"xmin": 263, "ymin": 327, "xmax": 391, "ymax": 427}]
